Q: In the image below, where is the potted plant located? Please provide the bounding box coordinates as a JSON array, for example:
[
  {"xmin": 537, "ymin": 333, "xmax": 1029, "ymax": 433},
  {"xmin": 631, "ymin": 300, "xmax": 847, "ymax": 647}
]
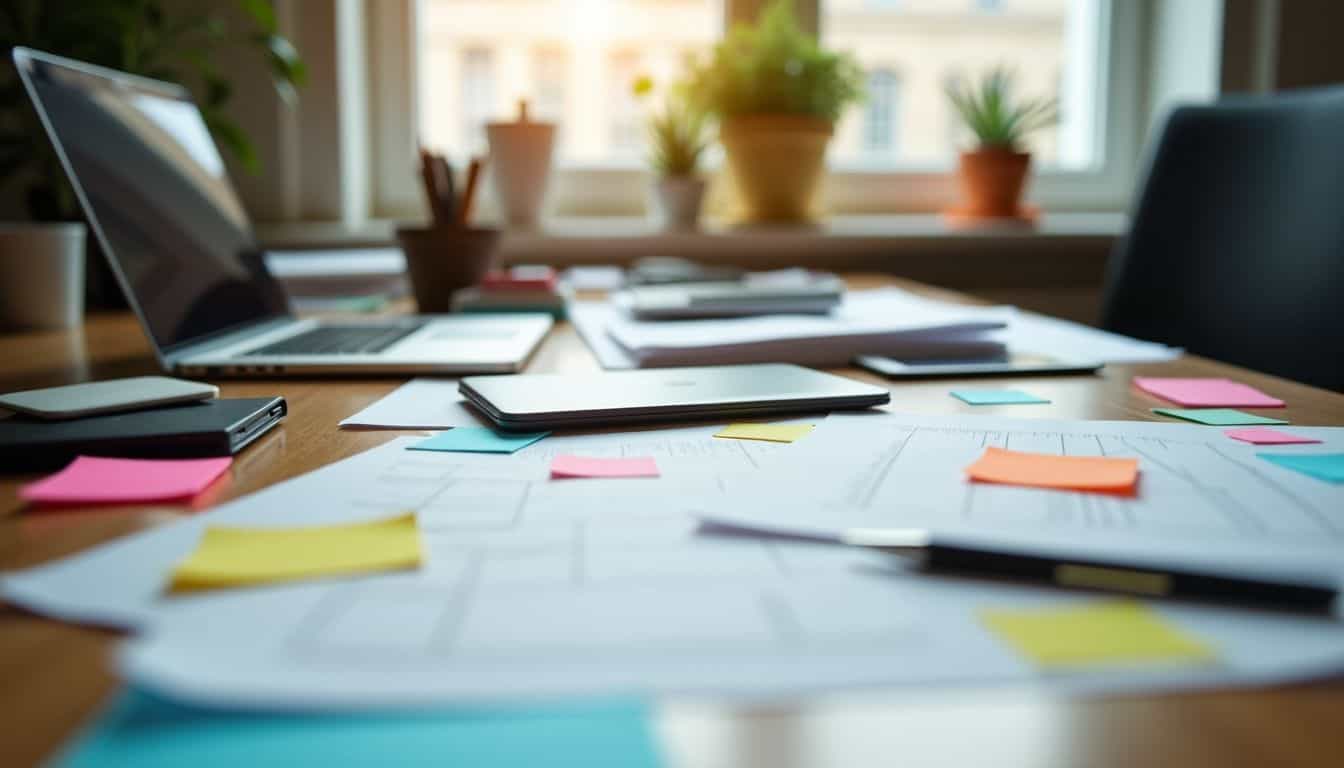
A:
[
  {"xmin": 0, "ymin": 0, "xmax": 304, "ymax": 306},
  {"xmin": 685, "ymin": 0, "xmax": 863, "ymax": 223},
  {"xmin": 944, "ymin": 67, "xmax": 1057, "ymax": 222},
  {"xmin": 634, "ymin": 77, "xmax": 711, "ymax": 230}
]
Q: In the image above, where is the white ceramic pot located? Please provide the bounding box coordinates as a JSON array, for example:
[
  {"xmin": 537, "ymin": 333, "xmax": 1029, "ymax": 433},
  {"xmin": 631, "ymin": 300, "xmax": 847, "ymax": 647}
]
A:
[
  {"xmin": 0, "ymin": 222, "xmax": 86, "ymax": 331},
  {"xmin": 651, "ymin": 176, "xmax": 707, "ymax": 231},
  {"xmin": 485, "ymin": 118, "xmax": 556, "ymax": 231}
]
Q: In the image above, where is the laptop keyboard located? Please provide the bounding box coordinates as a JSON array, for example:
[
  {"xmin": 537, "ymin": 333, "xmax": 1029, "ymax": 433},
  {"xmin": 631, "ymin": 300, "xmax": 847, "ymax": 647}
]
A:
[{"xmin": 244, "ymin": 324, "xmax": 424, "ymax": 356}]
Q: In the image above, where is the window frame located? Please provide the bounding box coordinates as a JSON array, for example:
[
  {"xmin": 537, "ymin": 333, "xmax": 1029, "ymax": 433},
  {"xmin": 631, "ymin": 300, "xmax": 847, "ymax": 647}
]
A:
[{"xmin": 364, "ymin": 0, "xmax": 1145, "ymax": 220}]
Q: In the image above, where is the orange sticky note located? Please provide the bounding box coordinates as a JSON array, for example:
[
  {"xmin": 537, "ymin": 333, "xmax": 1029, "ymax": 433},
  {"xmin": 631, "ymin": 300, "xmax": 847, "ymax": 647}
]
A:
[{"xmin": 966, "ymin": 447, "xmax": 1138, "ymax": 493}]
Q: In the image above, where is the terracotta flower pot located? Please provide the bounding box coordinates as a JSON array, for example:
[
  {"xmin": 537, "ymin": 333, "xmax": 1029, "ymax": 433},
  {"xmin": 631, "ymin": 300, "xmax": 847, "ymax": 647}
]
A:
[
  {"xmin": 956, "ymin": 148, "xmax": 1031, "ymax": 218},
  {"xmin": 720, "ymin": 115, "xmax": 833, "ymax": 223}
]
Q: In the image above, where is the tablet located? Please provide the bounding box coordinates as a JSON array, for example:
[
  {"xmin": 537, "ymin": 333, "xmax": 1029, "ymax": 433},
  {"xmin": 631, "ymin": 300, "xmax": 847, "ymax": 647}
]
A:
[
  {"xmin": 459, "ymin": 364, "xmax": 889, "ymax": 431},
  {"xmin": 855, "ymin": 353, "xmax": 1103, "ymax": 379}
]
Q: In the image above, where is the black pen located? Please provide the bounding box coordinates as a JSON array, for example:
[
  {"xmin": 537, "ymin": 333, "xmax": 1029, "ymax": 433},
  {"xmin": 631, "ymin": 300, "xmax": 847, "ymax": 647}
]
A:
[{"xmin": 839, "ymin": 528, "xmax": 1338, "ymax": 613}]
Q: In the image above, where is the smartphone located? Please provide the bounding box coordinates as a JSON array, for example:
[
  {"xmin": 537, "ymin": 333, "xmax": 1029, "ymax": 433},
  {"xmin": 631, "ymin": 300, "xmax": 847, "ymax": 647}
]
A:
[
  {"xmin": 855, "ymin": 353, "xmax": 1103, "ymax": 380},
  {"xmin": 0, "ymin": 376, "xmax": 219, "ymax": 420}
]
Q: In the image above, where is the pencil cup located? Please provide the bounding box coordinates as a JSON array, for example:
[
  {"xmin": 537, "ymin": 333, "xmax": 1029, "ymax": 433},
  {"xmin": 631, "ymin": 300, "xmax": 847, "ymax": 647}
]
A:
[{"xmin": 396, "ymin": 226, "xmax": 500, "ymax": 313}]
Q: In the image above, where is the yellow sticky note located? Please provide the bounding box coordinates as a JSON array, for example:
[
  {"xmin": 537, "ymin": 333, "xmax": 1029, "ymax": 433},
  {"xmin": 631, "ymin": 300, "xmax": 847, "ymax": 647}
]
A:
[
  {"xmin": 714, "ymin": 422, "xmax": 814, "ymax": 443},
  {"xmin": 980, "ymin": 601, "xmax": 1216, "ymax": 669},
  {"xmin": 170, "ymin": 513, "xmax": 422, "ymax": 592}
]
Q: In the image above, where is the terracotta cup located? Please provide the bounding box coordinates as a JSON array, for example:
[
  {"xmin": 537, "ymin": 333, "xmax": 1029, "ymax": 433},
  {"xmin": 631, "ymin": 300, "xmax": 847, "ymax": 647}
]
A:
[{"xmin": 396, "ymin": 226, "xmax": 500, "ymax": 313}]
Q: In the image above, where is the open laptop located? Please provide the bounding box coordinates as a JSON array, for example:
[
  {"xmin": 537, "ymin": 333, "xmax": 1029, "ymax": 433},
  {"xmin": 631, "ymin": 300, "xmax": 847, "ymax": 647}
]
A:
[{"xmin": 13, "ymin": 48, "xmax": 551, "ymax": 376}]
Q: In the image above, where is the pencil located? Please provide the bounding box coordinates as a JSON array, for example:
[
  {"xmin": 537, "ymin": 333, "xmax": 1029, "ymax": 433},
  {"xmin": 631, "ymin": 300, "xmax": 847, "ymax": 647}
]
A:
[
  {"xmin": 458, "ymin": 156, "xmax": 484, "ymax": 227},
  {"xmin": 417, "ymin": 147, "xmax": 443, "ymax": 226},
  {"xmin": 430, "ymin": 153, "xmax": 457, "ymax": 225}
]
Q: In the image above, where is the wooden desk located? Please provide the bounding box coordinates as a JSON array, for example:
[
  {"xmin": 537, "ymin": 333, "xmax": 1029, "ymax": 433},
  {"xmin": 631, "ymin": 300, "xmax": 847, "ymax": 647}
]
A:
[{"xmin": 3, "ymin": 275, "xmax": 1342, "ymax": 767}]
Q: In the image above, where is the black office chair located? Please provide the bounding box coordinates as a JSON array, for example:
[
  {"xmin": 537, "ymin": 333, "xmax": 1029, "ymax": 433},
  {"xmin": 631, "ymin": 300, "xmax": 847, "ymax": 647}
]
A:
[{"xmin": 1100, "ymin": 86, "xmax": 1344, "ymax": 392}]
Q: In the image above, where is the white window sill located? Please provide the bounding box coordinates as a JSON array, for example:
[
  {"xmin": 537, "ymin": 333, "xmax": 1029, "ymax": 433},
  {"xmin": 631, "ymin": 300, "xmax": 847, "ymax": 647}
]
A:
[{"xmin": 259, "ymin": 212, "xmax": 1123, "ymax": 255}]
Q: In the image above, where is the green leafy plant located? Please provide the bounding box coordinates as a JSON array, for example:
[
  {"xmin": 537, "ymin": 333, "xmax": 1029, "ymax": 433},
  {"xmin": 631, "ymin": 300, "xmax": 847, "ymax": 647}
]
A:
[
  {"xmin": 684, "ymin": 0, "xmax": 863, "ymax": 123},
  {"xmin": 944, "ymin": 67, "xmax": 1057, "ymax": 151},
  {"xmin": 0, "ymin": 0, "xmax": 305, "ymax": 221},
  {"xmin": 633, "ymin": 76, "xmax": 710, "ymax": 178}
]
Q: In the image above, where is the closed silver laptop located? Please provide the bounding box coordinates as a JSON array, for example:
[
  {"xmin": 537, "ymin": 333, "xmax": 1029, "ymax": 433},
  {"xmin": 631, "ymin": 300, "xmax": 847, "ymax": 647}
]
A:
[
  {"xmin": 460, "ymin": 364, "xmax": 891, "ymax": 430},
  {"xmin": 14, "ymin": 48, "xmax": 550, "ymax": 376}
]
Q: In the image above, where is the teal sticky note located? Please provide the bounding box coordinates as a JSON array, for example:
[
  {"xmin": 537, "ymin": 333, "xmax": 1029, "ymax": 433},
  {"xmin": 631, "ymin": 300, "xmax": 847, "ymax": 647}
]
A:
[
  {"xmin": 1152, "ymin": 408, "xmax": 1289, "ymax": 426},
  {"xmin": 951, "ymin": 389, "xmax": 1051, "ymax": 406},
  {"xmin": 1257, "ymin": 453, "xmax": 1344, "ymax": 484},
  {"xmin": 409, "ymin": 427, "xmax": 549, "ymax": 454},
  {"xmin": 56, "ymin": 690, "xmax": 661, "ymax": 768}
]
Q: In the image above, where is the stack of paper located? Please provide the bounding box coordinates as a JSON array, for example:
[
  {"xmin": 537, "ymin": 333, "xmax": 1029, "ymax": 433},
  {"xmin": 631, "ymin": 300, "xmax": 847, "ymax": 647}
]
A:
[
  {"xmin": 571, "ymin": 287, "xmax": 1181, "ymax": 370},
  {"xmin": 577, "ymin": 288, "xmax": 1011, "ymax": 368}
]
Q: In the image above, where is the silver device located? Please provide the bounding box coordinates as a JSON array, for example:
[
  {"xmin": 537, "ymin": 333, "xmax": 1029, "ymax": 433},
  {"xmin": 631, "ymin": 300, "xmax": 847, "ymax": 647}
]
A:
[
  {"xmin": 14, "ymin": 48, "xmax": 551, "ymax": 376},
  {"xmin": 460, "ymin": 364, "xmax": 891, "ymax": 430}
]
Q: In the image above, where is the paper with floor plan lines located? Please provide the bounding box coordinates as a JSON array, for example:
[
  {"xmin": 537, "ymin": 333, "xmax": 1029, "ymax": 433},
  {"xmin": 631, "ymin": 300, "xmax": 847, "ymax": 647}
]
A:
[
  {"xmin": 699, "ymin": 412, "xmax": 1344, "ymax": 567},
  {"xmin": 1, "ymin": 423, "xmax": 794, "ymax": 628},
  {"xmin": 338, "ymin": 378, "xmax": 488, "ymax": 430},
  {"xmin": 11, "ymin": 414, "xmax": 1344, "ymax": 709}
]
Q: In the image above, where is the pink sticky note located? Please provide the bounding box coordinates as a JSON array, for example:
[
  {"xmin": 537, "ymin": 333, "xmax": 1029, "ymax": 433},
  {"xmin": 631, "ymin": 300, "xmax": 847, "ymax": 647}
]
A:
[
  {"xmin": 1224, "ymin": 427, "xmax": 1322, "ymax": 445},
  {"xmin": 550, "ymin": 454, "xmax": 660, "ymax": 480},
  {"xmin": 19, "ymin": 456, "xmax": 233, "ymax": 506},
  {"xmin": 1132, "ymin": 377, "xmax": 1284, "ymax": 408}
]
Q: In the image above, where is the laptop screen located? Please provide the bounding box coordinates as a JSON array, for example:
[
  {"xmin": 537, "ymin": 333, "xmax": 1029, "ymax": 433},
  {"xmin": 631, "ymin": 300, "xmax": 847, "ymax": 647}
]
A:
[{"xmin": 17, "ymin": 51, "xmax": 289, "ymax": 354}]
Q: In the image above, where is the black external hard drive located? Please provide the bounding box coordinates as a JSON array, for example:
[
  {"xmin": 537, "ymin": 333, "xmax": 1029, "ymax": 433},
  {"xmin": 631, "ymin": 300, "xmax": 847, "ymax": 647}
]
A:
[{"xmin": 0, "ymin": 397, "xmax": 286, "ymax": 472}]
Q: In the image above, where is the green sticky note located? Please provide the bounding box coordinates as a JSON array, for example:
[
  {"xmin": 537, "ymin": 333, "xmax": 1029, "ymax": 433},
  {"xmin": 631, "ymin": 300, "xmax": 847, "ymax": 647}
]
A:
[
  {"xmin": 55, "ymin": 690, "xmax": 660, "ymax": 768},
  {"xmin": 409, "ymin": 427, "xmax": 549, "ymax": 454},
  {"xmin": 1151, "ymin": 408, "xmax": 1289, "ymax": 426},
  {"xmin": 980, "ymin": 601, "xmax": 1216, "ymax": 669},
  {"xmin": 951, "ymin": 389, "xmax": 1051, "ymax": 405},
  {"xmin": 1257, "ymin": 453, "xmax": 1344, "ymax": 484}
]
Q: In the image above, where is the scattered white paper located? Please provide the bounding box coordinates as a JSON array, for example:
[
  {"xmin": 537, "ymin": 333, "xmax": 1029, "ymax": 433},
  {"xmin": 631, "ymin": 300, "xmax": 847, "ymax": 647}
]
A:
[
  {"xmin": 1, "ymin": 424, "xmax": 792, "ymax": 629},
  {"xmin": 569, "ymin": 301, "xmax": 638, "ymax": 369},
  {"xmin": 992, "ymin": 312, "xmax": 1181, "ymax": 364},
  {"xmin": 339, "ymin": 379, "xmax": 489, "ymax": 430},
  {"xmin": 564, "ymin": 266, "xmax": 626, "ymax": 292},
  {"xmin": 697, "ymin": 412, "xmax": 1344, "ymax": 572},
  {"xmin": 13, "ymin": 412, "xmax": 1344, "ymax": 711}
]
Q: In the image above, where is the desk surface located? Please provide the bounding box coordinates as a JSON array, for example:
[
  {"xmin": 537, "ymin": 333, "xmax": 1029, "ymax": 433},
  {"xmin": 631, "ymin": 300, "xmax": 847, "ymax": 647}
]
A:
[{"xmin": 2, "ymin": 275, "xmax": 1343, "ymax": 767}]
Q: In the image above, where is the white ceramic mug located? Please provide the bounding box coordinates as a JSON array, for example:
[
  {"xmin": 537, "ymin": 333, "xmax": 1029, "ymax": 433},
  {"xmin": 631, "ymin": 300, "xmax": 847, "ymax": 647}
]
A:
[{"xmin": 0, "ymin": 222, "xmax": 87, "ymax": 331}]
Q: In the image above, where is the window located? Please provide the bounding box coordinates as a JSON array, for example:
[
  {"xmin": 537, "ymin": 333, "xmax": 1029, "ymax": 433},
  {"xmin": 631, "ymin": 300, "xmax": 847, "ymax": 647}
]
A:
[
  {"xmin": 607, "ymin": 50, "xmax": 645, "ymax": 157},
  {"xmin": 861, "ymin": 69, "xmax": 901, "ymax": 156},
  {"xmin": 824, "ymin": 0, "xmax": 1088, "ymax": 170},
  {"xmin": 459, "ymin": 48, "xmax": 495, "ymax": 153},
  {"xmin": 417, "ymin": 0, "xmax": 722, "ymax": 165},
  {"xmin": 386, "ymin": 0, "xmax": 1142, "ymax": 217},
  {"xmin": 532, "ymin": 48, "xmax": 569, "ymax": 124}
]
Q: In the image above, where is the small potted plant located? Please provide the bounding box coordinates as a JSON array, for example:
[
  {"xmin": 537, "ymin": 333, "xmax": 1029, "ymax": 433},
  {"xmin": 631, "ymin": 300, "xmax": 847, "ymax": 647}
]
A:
[
  {"xmin": 944, "ymin": 67, "xmax": 1057, "ymax": 222},
  {"xmin": 685, "ymin": 0, "xmax": 863, "ymax": 223},
  {"xmin": 634, "ymin": 78, "xmax": 711, "ymax": 231}
]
